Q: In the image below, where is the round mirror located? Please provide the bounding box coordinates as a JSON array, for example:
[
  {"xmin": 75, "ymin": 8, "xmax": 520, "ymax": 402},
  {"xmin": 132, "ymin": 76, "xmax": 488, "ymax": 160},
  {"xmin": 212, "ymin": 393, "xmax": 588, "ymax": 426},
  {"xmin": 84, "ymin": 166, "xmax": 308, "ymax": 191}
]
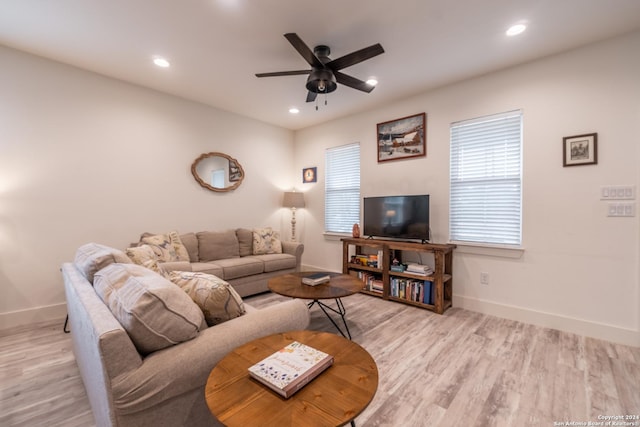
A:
[{"xmin": 191, "ymin": 152, "xmax": 244, "ymax": 192}]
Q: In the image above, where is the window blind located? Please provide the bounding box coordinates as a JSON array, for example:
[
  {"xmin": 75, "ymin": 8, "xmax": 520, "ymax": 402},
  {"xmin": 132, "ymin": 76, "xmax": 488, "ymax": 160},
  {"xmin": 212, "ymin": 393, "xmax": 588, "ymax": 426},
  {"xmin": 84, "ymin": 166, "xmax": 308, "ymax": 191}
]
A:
[
  {"xmin": 449, "ymin": 110, "xmax": 522, "ymax": 245},
  {"xmin": 325, "ymin": 143, "xmax": 360, "ymax": 233}
]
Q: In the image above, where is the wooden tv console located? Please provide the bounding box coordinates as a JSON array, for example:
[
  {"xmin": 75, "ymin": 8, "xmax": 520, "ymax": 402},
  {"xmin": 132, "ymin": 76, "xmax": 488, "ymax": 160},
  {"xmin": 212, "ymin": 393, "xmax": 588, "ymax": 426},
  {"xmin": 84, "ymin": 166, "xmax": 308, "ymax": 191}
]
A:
[{"xmin": 341, "ymin": 238, "xmax": 456, "ymax": 314}]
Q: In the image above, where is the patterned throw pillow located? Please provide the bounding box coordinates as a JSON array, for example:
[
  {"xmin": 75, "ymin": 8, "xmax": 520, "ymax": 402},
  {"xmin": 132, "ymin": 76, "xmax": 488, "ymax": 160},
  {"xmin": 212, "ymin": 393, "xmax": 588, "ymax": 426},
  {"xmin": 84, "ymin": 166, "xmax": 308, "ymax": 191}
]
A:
[
  {"xmin": 168, "ymin": 271, "xmax": 245, "ymax": 326},
  {"xmin": 252, "ymin": 227, "xmax": 283, "ymax": 255},
  {"xmin": 140, "ymin": 231, "xmax": 190, "ymax": 262},
  {"xmin": 125, "ymin": 245, "xmax": 166, "ymax": 276}
]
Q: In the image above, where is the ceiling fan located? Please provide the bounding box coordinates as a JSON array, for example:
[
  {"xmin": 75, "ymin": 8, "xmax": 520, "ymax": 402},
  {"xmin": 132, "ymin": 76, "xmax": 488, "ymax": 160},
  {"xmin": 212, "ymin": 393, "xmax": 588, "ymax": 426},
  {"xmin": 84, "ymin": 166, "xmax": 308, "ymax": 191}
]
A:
[{"xmin": 256, "ymin": 33, "xmax": 384, "ymax": 103}]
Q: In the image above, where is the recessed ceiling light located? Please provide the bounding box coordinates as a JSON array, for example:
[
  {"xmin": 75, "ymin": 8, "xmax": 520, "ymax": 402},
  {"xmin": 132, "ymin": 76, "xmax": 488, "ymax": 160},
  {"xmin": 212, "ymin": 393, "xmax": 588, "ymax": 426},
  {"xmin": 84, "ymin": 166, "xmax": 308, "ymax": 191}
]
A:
[
  {"xmin": 366, "ymin": 78, "xmax": 378, "ymax": 86},
  {"xmin": 506, "ymin": 24, "xmax": 526, "ymax": 37},
  {"xmin": 153, "ymin": 57, "xmax": 170, "ymax": 68},
  {"xmin": 289, "ymin": 107, "xmax": 300, "ymax": 114}
]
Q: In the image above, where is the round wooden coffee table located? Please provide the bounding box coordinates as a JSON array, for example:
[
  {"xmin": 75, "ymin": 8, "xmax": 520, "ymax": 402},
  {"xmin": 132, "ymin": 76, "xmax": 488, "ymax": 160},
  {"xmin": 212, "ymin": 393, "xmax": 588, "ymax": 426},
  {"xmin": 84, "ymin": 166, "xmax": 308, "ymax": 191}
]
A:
[
  {"xmin": 205, "ymin": 330, "xmax": 378, "ymax": 427},
  {"xmin": 268, "ymin": 272, "xmax": 363, "ymax": 339}
]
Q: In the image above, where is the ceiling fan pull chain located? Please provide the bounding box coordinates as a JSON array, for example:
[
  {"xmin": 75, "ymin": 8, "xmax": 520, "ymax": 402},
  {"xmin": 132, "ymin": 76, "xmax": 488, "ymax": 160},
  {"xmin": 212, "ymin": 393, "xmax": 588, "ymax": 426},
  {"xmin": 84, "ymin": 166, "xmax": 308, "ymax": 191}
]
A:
[
  {"xmin": 315, "ymin": 97, "xmax": 319, "ymax": 111},
  {"xmin": 325, "ymin": 93, "xmax": 328, "ymax": 106}
]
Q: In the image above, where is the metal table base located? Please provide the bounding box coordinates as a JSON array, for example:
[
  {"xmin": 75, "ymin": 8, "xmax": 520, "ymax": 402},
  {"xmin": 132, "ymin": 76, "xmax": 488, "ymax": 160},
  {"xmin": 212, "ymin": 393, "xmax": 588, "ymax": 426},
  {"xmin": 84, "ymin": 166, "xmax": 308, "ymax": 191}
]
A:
[{"xmin": 308, "ymin": 298, "xmax": 352, "ymax": 340}]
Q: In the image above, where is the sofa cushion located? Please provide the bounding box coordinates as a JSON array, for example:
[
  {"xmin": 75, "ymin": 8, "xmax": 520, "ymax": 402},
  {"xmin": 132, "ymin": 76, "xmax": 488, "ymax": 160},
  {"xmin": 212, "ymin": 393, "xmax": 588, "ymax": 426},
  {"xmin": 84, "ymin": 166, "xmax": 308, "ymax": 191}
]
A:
[
  {"xmin": 74, "ymin": 243, "xmax": 132, "ymax": 283},
  {"xmin": 252, "ymin": 227, "xmax": 283, "ymax": 255},
  {"xmin": 197, "ymin": 230, "xmax": 239, "ymax": 262},
  {"xmin": 250, "ymin": 253, "xmax": 297, "ymax": 273},
  {"xmin": 93, "ymin": 263, "xmax": 203, "ymax": 354},
  {"xmin": 191, "ymin": 262, "xmax": 224, "ymax": 277},
  {"xmin": 140, "ymin": 231, "xmax": 190, "ymax": 262},
  {"xmin": 179, "ymin": 232, "xmax": 199, "ymax": 262},
  {"xmin": 167, "ymin": 271, "xmax": 245, "ymax": 326},
  {"xmin": 236, "ymin": 228, "xmax": 253, "ymax": 257},
  {"xmin": 211, "ymin": 257, "xmax": 263, "ymax": 280}
]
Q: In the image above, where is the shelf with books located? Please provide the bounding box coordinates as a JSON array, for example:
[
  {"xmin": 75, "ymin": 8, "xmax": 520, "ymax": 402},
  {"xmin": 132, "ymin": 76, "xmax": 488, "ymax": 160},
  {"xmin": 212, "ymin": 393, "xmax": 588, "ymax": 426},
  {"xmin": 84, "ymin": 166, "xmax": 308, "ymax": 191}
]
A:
[
  {"xmin": 342, "ymin": 238, "xmax": 456, "ymax": 314},
  {"xmin": 351, "ymin": 270, "xmax": 384, "ymax": 295}
]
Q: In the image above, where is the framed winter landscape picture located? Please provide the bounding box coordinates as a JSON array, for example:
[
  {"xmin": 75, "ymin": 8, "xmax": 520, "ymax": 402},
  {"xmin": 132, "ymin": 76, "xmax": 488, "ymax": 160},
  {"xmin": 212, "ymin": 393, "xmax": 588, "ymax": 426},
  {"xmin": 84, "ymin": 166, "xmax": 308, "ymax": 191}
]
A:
[{"xmin": 377, "ymin": 113, "xmax": 426, "ymax": 163}]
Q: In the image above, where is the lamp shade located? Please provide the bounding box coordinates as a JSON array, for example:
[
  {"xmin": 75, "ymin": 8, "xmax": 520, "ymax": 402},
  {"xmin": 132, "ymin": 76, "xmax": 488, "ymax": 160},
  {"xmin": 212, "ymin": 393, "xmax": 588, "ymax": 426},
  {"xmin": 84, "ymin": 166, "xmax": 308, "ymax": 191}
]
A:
[{"xmin": 283, "ymin": 191, "xmax": 305, "ymax": 208}]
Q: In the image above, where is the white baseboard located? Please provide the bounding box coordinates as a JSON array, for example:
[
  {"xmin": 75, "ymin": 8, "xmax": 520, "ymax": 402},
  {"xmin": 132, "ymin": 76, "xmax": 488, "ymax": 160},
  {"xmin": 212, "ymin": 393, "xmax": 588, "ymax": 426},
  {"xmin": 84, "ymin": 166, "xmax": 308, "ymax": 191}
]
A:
[
  {"xmin": 454, "ymin": 294, "xmax": 640, "ymax": 348},
  {"xmin": 0, "ymin": 302, "xmax": 67, "ymax": 331}
]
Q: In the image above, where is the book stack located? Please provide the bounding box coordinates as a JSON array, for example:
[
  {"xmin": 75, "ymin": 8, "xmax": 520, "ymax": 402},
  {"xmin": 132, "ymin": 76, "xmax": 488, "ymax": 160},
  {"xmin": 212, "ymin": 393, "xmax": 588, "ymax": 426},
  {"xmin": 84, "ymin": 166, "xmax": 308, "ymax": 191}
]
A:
[
  {"xmin": 248, "ymin": 341, "xmax": 334, "ymax": 398},
  {"xmin": 406, "ymin": 263, "xmax": 433, "ymax": 276},
  {"xmin": 302, "ymin": 273, "xmax": 331, "ymax": 286},
  {"xmin": 390, "ymin": 278, "xmax": 434, "ymax": 304},
  {"xmin": 357, "ymin": 271, "xmax": 383, "ymax": 294},
  {"xmin": 390, "ymin": 263, "xmax": 406, "ymax": 273},
  {"xmin": 350, "ymin": 250, "xmax": 384, "ymax": 268}
]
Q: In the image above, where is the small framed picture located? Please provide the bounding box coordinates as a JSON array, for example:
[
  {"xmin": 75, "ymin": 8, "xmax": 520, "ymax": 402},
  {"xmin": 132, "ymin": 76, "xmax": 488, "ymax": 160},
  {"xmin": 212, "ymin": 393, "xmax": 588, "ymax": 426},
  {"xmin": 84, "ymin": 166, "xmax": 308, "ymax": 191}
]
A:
[
  {"xmin": 563, "ymin": 133, "xmax": 597, "ymax": 167},
  {"xmin": 302, "ymin": 167, "xmax": 317, "ymax": 183}
]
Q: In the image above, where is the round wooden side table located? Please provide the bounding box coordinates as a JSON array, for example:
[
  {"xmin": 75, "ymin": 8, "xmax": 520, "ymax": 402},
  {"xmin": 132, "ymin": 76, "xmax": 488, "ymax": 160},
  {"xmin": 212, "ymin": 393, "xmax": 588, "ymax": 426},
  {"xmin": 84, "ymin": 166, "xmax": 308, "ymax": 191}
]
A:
[
  {"xmin": 205, "ymin": 330, "xmax": 378, "ymax": 427},
  {"xmin": 268, "ymin": 272, "xmax": 363, "ymax": 339}
]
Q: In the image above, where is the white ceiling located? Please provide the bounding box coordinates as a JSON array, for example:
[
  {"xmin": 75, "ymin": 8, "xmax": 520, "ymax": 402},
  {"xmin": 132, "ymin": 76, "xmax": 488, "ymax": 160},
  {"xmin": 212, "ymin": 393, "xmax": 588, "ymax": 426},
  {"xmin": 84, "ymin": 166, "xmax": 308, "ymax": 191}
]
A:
[{"xmin": 2, "ymin": 0, "xmax": 640, "ymax": 130}]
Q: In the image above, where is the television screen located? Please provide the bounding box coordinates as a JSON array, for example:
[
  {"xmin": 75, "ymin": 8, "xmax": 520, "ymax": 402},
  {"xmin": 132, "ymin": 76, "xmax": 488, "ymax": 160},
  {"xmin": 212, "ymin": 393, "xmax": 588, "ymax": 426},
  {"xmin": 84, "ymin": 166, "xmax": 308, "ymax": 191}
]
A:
[{"xmin": 363, "ymin": 195, "xmax": 430, "ymax": 241}]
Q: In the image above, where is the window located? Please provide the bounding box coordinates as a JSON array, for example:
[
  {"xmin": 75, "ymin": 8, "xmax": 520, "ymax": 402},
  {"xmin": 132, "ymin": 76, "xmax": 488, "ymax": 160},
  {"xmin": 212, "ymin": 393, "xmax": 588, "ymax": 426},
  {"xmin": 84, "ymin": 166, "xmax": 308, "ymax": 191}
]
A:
[
  {"xmin": 449, "ymin": 110, "xmax": 522, "ymax": 246},
  {"xmin": 325, "ymin": 143, "xmax": 360, "ymax": 233}
]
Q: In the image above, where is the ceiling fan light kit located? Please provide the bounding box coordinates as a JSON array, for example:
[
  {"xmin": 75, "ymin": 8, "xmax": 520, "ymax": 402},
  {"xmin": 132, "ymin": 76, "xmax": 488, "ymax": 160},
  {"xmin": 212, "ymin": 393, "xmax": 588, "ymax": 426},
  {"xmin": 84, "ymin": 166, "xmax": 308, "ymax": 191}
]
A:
[
  {"xmin": 256, "ymin": 33, "xmax": 384, "ymax": 108},
  {"xmin": 306, "ymin": 68, "xmax": 337, "ymax": 94}
]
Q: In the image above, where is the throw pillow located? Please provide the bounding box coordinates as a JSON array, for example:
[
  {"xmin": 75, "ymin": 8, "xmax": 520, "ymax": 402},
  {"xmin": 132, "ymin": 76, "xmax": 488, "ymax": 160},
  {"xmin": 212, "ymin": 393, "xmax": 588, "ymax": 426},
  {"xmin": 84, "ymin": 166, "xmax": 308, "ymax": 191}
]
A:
[
  {"xmin": 196, "ymin": 230, "xmax": 240, "ymax": 261},
  {"xmin": 140, "ymin": 231, "xmax": 190, "ymax": 262},
  {"xmin": 236, "ymin": 228, "xmax": 253, "ymax": 257},
  {"xmin": 168, "ymin": 271, "xmax": 245, "ymax": 326},
  {"xmin": 94, "ymin": 263, "xmax": 203, "ymax": 354},
  {"xmin": 179, "ymin": 232, "xmax": 199, "ymax": 262},
  {"xmin": 125, "ymin": 245, "xmax": 166, "ymax": 276},
  {"xmin": 74, "ymin": 243, "xmax": 133, "ymax": 283},
  {"xmin": 252, "ymin": 227, "xmax": 283, "ymax": 255}
]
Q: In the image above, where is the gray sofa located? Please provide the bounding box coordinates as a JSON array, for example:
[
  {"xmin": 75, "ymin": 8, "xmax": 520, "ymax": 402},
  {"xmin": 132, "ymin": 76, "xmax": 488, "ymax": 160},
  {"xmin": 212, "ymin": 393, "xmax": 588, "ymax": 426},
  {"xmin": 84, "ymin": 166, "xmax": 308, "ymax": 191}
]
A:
[
  {"xmin": 136, "ymin": 228, "xmax": 304, "ymax": 297},
  {"xmin": 62, "ymin": 243, "xmax": 310, "ymax": 427}
]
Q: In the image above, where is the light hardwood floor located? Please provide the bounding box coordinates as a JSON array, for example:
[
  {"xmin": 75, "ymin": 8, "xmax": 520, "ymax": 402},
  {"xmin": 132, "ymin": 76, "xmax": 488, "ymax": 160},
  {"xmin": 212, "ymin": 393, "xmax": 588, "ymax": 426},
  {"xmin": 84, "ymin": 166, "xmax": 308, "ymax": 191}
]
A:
[{"xmin": 1, "ymin": 293, "xmax": 639, "ymax": 426}]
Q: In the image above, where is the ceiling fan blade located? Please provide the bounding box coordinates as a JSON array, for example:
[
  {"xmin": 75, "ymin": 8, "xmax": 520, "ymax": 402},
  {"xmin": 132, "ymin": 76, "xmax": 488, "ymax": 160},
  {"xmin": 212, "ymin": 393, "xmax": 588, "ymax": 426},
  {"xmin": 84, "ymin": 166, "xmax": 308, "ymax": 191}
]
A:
[
  {"xmin": 255, "ymin": 70, "xmax": 310, "ymax": 78},
  {"xmin": 335, "ymin": 71, "xmax": 376, "ymax": 93},
  {"xmin": 306, "ymin": 91, "xmax": 317, "ymax": 102},
  {"xmin": 327, "ymin": 43, "xmax": 384, "ymax": 70},
  {"xmin": 284, "ymin": 33, "xmax": 325, "ymax": 69}
]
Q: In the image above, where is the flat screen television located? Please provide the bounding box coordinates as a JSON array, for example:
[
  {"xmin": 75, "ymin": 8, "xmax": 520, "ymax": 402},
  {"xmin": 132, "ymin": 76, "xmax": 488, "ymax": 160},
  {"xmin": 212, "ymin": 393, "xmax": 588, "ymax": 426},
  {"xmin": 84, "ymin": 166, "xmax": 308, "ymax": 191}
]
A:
[{"xmin": 363, "ymin": 195, "xmax": 430, "ymax": 241}]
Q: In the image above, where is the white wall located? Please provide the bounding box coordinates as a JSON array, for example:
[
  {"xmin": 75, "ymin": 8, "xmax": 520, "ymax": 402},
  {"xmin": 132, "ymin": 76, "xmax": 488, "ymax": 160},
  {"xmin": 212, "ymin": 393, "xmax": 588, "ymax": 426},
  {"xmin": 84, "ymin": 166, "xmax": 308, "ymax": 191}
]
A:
[
  {"xmin": 0, "ymin": 45, "xmax": 295, "ymax": 329},
  {"xmin": 294, "ymin": 31, "xmax": 640, "ymax": 346}
]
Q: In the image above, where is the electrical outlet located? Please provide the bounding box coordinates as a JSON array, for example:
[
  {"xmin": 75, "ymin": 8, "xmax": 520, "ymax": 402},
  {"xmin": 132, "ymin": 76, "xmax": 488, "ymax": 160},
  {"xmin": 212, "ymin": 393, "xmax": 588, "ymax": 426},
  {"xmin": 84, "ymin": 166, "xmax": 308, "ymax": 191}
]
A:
[
  {"xmin": 480, "ymin": 272, "xmax": 490, "ymax": 285},
  {"xmin": 607, "ymin": 202, "xmax": 636, "ymax": 217}
]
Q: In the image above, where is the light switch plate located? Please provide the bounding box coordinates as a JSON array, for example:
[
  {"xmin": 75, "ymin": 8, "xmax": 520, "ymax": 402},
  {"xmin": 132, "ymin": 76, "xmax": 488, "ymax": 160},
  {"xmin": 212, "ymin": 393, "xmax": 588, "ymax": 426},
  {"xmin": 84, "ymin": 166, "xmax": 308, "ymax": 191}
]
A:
[{"xmin": 601, "ymin": 185, "xmax": 636, "ymax": 200}]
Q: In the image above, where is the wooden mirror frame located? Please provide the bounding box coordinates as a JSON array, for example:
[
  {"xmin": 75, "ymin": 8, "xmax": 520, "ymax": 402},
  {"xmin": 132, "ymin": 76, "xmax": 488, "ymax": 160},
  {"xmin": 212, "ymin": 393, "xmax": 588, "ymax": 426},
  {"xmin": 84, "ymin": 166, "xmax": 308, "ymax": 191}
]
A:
[{"xmin": 191, "ymin": 152, "xmax": 245, "ymax": 192}]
